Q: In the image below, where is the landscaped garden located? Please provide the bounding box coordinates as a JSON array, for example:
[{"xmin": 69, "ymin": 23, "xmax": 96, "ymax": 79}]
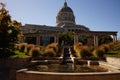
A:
[
  {"xmin": 0, "ymin": 1, "xmax": 120, "ymax": 65},
  {"xmin": 13, "ymin": 40, "xmax": 120, "ymax": 59},
  {"xmin": 0, "ymin": 2, "xmax": 120, "ymax": 80}
]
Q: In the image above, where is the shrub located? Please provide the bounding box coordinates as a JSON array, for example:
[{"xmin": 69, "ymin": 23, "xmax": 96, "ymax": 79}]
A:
[
  {"xmin": 29, "ymin": 47, "xmax": 41, "ymax": 57},
  {"xmin": 108, "ymin": 42, "xmax": 115, "ymax": 50},
  {"xmin": 93, "ymin": 48, "xmax": 105, "ymax": 58},
  {"xmin": 26, "ymin": 44, "xmax": 35, "ymax": 55},
  {"xmin": 74, "ymin": 42, "xmax": 83, "ymax": 56},
  {"xmin": 75, "ymin": 45, "xmax": 92, "ymax": 58},
  {"xmin": 99, "ymin": 44, "xmax": 110, "ymax": 53},
  {"xmin": 0, "ymin": 48, "xmax": 14, "ymax": 58},
  {"xmin": 14, "ymin": 44, "xmax": 19, "ymax": 50},
  {"xmin": 46, "ymin": 43, "xmax": 58, "ymax": 53},
  {"xmin": 78, "ymin": 46, "xmax": 92, "ymax": 58},
  {"xmin": 79, "ymin": 49, "xmax": 91, "ymax": 58},
  {"xmin": 19, "ymin": 43, "xmax": 27, "ymax": 52},
  {"xmin": 10, "ymin": 50, "xmax": 28, "ymax": 58},
  {"xmin": 74, "ymin": 42, "xmax": 83, "ymax": 51},
  {"xmin": 43, "ymin": 48, "xmax": 56, "ymax": 57},
  {"xmin": 89, "ymin": 61, "xmax": 99, "ymax": 65},
  {"xmin": 42, "ymin": 43, "xmax": 58, "ymax": 57}
]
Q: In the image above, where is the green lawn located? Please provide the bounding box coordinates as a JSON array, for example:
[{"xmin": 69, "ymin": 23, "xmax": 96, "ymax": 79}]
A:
[
  {"xmin": 105, "ymin": 41, "xmax": 120, "ymax": 58},
  {"xmin": 105, "ymin": 51, "xmax": 120, "ymax": 58},
  {"xmin": 10, "ymin": 50, "xmax": 29, "ymax": 58}
]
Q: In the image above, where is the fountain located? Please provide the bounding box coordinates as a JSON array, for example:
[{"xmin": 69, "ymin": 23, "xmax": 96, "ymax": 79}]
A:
[
  {"xmin": 16, "ymin": 47, "xmax": 120, "ymax": 80},
  {"xmin": 60, "ymin": 47, "xmax": 74, "ymax": 72}
]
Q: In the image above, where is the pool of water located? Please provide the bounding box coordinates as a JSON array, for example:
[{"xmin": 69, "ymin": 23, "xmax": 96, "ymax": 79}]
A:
[{"xmin": 27, "ymin": 64, "xmax": 108, "ymax": 73}]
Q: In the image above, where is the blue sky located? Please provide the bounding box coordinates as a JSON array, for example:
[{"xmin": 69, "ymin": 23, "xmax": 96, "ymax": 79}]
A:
[{"xmin": 1, "ymin": 0, "xmax": 120, "ymax": 38}]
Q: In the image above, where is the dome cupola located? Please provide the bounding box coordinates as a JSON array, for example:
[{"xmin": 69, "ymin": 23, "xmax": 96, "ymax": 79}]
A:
[
  {"xmin": 56, "ymin": 0, "xmax": 76, "ymax": 27},
  {"xmin": 59, "ymin": 1, "xmax": 73, "ymax": 13}
]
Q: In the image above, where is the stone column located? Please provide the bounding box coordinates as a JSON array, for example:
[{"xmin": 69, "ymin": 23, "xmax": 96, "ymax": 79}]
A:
[
  {"xmin": 74, "ymin": 32, "xmax": 78, "ymax": 44},
  {"xmin": 113, "ymin": 35, "xmax": 117, "ymax": 43},
  {"xmin": 94, "ymin": 36, "xmax": 96, "ymax": 47},
  {"xmin": 113, "ymin": 35, "xmax": 115, "ymax": 43},
  {"xmin": 36, "ymin": 36, "xmax": 40, "ymax": 45},
  {"xmin": 96, "ymin": 36, "xmax": 98, "ymax": 46},
  {"xmin": 94, "ymin": 36, "xmax": 98, "ymax": 47},
  {"xmin": 54, "ymin": 34, "xmax": 59, "ymax": 43},
  {"xmin": 115, "ymin": 35, "xmax": 117, "ymax": 42}
]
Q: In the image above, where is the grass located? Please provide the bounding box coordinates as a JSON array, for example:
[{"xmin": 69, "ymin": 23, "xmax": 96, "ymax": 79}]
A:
[
  {"xmin": 105, "ymin": 51, "xmax": 120, "ymax": 58},
  {"xmin": 105, "ymin": 47, "xmax": 120, "ymax": 58},
  {"xmin": 105, "ymin": 41, "xmax": 120, "ymax": 58},
  {"xmin": 10, "ymin": 50, "xmax": 29, "ymax": 58}
]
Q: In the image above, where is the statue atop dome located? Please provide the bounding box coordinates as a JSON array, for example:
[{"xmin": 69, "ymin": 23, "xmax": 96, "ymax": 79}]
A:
[{"xmin": 64, "ymin": 0, "xmax": 67, "ymax": 7}]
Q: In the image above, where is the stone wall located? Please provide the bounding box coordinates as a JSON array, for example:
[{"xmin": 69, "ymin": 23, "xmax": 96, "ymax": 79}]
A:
[{"xmin": 0, "ymin": 58, "xmax": 31, "ymax": 80}]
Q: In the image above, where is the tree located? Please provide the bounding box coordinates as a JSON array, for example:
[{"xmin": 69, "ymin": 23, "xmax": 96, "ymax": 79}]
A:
[
  {"xmin": 0, "ymin": 3, "xmax": 23, "ymax": 57},
  {"xmin": 59, "ymin": 31, "xmax": 74, "ymax": 46},
  {"xmin": 78, "ymin": 35, "xmax": 90, "ymax": 45},
  {"xmin": 99, "ymin": 35, "xmax": 113, "ymax": 45}
]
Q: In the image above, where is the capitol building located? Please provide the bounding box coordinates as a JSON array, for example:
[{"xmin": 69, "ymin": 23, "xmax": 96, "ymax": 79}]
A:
[{"xmin": 22, "ymin": 1, "xmax": 117, "ymax": 46}]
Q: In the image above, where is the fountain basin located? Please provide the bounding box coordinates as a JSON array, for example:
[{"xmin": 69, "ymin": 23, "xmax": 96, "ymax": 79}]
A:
[
  {"xmin": 16, "ymin": 61, "xmax": 120, "ymax": 80},
  {"xmin": 16, "ymin": 68, "xmax": 120, "ymax": 80}
]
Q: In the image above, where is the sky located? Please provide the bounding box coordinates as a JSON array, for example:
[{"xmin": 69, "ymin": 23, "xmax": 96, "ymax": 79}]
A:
[{"xmin": 1, "ymin": 0, "xmax": 120, "ymax": 38}]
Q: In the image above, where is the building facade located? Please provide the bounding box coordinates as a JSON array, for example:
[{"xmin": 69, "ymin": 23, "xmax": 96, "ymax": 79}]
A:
[{"xmin": 22, "ymin": 1, "xmax": 117, "ymax": 46}]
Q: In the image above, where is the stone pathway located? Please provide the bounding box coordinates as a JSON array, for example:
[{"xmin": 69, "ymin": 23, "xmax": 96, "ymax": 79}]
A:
[
  {"xmin": 106, "ymin": 57, "xmax": 120, "ymax": 68},
  {"xmin": 99, "ymin": 57, "xmax": 120, "ymax": 72}
]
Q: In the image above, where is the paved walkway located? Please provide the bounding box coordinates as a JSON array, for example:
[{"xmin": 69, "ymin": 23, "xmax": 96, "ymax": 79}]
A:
[
  {"xmin": 100, "ymin": 57, "xmax": 120, "ymax": 72},
  {"xmin": 106, "ymin": 57, "xmax": 120, "ymax": 68}
]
